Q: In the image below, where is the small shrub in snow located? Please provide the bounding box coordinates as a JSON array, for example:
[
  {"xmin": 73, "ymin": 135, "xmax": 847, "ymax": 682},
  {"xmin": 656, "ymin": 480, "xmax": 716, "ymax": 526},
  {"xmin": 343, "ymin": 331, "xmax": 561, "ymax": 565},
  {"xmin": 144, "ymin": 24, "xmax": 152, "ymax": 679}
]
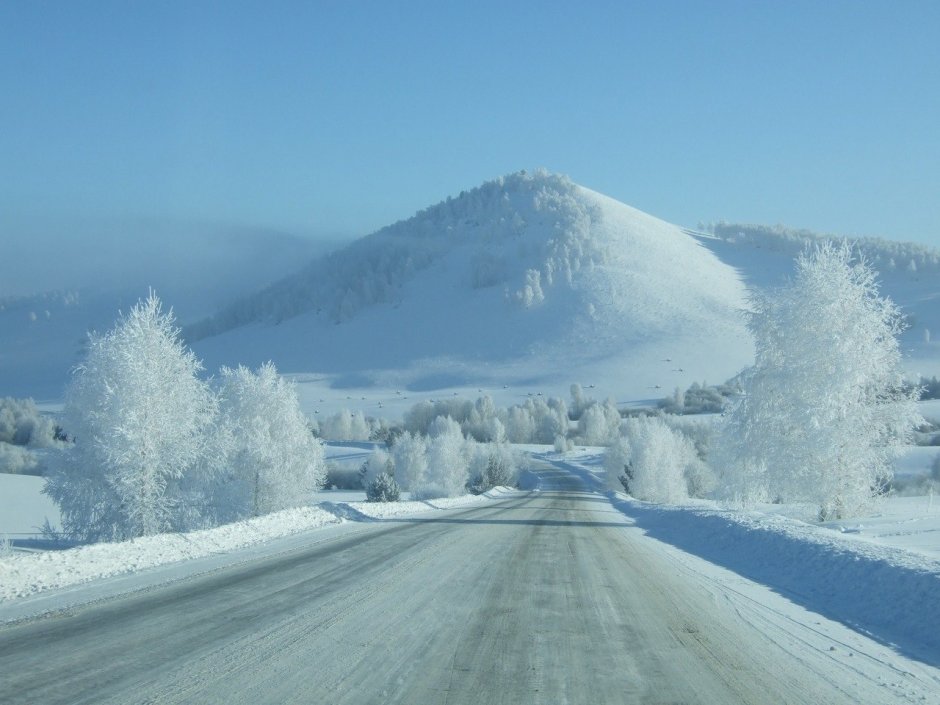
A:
[{"xmin": 365, "ymin": 472, "xmax": 401, "ymax": 502}]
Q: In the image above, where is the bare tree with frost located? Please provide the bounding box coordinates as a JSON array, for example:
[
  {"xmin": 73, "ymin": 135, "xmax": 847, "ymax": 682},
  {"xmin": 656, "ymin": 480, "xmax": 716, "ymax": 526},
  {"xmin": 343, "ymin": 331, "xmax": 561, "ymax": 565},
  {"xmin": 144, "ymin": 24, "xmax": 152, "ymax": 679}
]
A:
[
  {"xmin": 212, "ymin": 362, "xmax": 325, "ymax": 521},
  {"xmin": 718, "ymin": 242, "xmax": 921, "ymax": 518},
  {"xmin": 44, "ymin": 292, "xmax": 217, "ymax": 541},
  {"xmin": 390, "ymin": 431, "xmax": 428, "ymax": 492},
  {"xmin": 415, "ymin": 416, "xmax": 469, "ymax": 499},
  {"xmin": 618, "ymin": 417, "xmax": 693, "ymax": 503}
]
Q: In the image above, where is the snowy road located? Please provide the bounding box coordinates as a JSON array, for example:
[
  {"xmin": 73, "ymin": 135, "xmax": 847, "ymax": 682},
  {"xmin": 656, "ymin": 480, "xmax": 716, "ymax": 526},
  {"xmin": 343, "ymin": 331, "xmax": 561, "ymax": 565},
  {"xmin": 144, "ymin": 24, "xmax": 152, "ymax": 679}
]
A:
[{"xmin": 2, "ymin": 466, "xmax": 939, "ymax": 704}]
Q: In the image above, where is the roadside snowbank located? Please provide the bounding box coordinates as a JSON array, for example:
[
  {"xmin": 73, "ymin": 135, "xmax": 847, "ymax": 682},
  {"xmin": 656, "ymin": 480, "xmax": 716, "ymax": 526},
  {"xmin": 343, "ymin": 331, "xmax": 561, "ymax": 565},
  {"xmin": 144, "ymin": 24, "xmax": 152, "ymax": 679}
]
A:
[
  {"xmin": 547, "ymin": 450, "xmax": 940, "ymax": 662},
  {"xmin": 0, "ymin": 506, "xmax": 340, "ymax": 601},
  {"xmin": 327, "ymin": 487, "xmax": 519, "ymax": 520},
  {"xmin": 0, "ymin": 487, "xmax": 522, "ymax": 603},
  {"xmin": 615, "ymin": 497, "xmax": 940, "ymax": 662}
]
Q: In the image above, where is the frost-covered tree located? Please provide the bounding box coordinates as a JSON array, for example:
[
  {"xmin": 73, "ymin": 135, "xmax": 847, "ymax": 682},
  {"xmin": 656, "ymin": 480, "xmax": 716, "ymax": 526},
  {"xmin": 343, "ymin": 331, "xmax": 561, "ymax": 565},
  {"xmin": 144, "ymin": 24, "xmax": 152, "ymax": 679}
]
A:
[
  {"xmin": 366, "ymin": 471, "xmax": 400, "ymax": 502},
  {"xmin": 569, "ymin": 383, "xmax": 589, "ymax": 419},
  {"xmin": 390, "ymin": 431, "xmax": 428, "ymax": 491},
  {"xmin": 621, "ymin": 416, "xmax": 694, "ymax": 504},
  {"xmin": 467, "ymin": 442, "xmax": 520, "ymax": 493},
  {"xmin": 360, "ymin": 447, "xmax": 394, "ymax": 489},
  {"xmin": 212, "ymin": 362, "xmax": 325, "ymax": 521},
  {"xmin": 0, "ymin": 442, "xmax": 41, "ymax": 475},
  {"xmin": 718, "ymin": 243, "xmax": 921, "ymax": 518},
  {"xmin": 575, "ymin": 399, "xmax": 620, "ymax": 446},
  {"xmin": 319, "ymin": 408, "xmax": 372, "ymax": 441},
  {"xmin": 553, "ymin": 434, "xmax": 573, "ymax": 453},
  {"xmin": 604, "ymin": 436, "xmax": 632, "ymax": 492},
  {"xmin": 535, "ymin": 397, "xmax": 570, "ymax": 443},
  {"xmin": 506, "ymin": 405, "xmax": 536, "ymax": 444},
  {"xmin": 416, "ymin": 416, "xmax": 469, "ymax": 499},
  {"xmin": 504, "ymin": 397, "xmax": 568, "ymax": 444},
  {"xmin": 465, "ymin": 396, "xmax": 505, "ymax": 442},
  {"xmin": 44, "ymin": 293, "xmax": 217, "ymax": 541}
]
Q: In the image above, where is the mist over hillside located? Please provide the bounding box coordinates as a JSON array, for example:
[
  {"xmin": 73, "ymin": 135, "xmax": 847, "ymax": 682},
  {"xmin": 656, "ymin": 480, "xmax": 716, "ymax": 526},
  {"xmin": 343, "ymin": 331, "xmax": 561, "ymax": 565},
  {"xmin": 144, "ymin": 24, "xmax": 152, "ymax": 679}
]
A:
[{"xmin": 0, "ymin": 223, "xmax": 339, "ymax": 399}]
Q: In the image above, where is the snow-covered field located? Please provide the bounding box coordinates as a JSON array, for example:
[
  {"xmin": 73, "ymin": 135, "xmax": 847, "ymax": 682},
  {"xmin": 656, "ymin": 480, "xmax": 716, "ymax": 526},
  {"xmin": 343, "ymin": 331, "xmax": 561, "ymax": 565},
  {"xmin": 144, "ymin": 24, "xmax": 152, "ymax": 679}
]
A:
[{"xmin": 0, "ymin": 474, "xmax": 61, "ymax": 539}]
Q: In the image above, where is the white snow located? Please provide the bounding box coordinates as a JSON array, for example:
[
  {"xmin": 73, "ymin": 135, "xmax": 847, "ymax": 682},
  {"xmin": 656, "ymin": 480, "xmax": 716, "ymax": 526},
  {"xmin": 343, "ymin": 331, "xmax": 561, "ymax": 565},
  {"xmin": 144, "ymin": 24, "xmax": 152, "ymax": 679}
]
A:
[
  {"xmin": 0, "ymin": 505, "xmax": 340, "ymax": 602},
  {"xmin": 325, "ymin": 487, "xmax": 520, "ymax": 521},
  {"xmin": 0, "ymin": 471, "xmax": 522, "ymax": 604},
  {"xmin": 0, "ymin": 474, "xmax": 61, "ymax": 538},
  {"xmin": 548, "ymin": 448, "xmax": 940, "ymax": 662},
  {"xmin": 5, "ymin": 170, "xmax": 940, "ymax": 675},
  {"xmin": 187, "ymin": 171, "xmax": 753, "ymax": 406}
]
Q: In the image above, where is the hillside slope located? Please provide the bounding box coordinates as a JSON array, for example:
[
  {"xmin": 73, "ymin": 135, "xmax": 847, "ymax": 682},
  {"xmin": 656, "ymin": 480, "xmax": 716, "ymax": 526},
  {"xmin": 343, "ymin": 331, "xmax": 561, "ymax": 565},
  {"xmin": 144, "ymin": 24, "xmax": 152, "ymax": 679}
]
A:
[
  {"xmin": 189, "ymin": 171, "xmax": 753, "ymax": 402},
  {"xmin": 692, "ymin": 222, "xmax": 940, "ymax": 378}
]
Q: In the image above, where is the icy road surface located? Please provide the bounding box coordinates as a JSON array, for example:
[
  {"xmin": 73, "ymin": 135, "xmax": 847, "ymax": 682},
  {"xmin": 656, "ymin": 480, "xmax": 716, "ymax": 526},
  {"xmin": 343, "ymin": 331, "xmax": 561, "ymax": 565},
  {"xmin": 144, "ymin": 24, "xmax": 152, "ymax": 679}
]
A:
[{"xmin": 2, "ymin": 467, "xmax": 939, "ymax": 704}]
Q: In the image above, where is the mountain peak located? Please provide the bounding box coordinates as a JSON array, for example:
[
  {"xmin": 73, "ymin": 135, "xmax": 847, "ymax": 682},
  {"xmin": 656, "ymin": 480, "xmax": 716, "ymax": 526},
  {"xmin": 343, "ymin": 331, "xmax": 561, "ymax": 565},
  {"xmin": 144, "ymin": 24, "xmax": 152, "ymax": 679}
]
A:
[{"xmin": 187, "ymin": 172, "xmax": 753, "ymax": 397}]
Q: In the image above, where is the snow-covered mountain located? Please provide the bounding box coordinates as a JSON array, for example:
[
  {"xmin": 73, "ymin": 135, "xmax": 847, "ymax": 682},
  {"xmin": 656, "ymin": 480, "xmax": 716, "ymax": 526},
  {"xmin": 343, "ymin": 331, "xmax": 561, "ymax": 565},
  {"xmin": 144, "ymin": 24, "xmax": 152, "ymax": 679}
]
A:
[
  {"xmin": 188, "ymin": 171, "xmax": 753, "ymax": 405},
  {"xmin": 8, "ymin": 170, "xmax": 938, "ymax": 410}
]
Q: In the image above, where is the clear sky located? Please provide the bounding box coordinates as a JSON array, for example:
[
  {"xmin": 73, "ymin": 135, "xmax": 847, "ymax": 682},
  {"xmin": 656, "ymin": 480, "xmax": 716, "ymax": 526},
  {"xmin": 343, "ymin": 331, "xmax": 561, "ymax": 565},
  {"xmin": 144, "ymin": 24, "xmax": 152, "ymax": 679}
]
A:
[{"xmin": 2, "ymin": 0, "xmax": 939, "ymax": 247}]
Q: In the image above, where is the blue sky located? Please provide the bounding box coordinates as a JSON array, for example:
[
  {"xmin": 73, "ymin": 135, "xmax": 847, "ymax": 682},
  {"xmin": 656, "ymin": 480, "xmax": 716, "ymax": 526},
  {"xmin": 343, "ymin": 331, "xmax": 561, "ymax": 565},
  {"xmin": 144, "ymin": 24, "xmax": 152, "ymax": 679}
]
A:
[{"xmin": 2, "ymin": 0, "xmax": 939, "ymax": 246}]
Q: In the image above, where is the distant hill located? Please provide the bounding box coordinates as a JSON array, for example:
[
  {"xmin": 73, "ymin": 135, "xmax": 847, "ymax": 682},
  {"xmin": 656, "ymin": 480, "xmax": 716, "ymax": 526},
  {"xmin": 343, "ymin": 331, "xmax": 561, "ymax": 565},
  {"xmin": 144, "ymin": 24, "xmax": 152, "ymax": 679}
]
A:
[
  {"xmin": 8, "ymin": 171, "xmax": 939, "ymax": 408},
  {"xmin": 688, "ymin": 221, "xmax": 940, "ymax": 378},
  {"xmin": 187, "ymin": 171, "xmax": 753, "ymax": 401}
]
